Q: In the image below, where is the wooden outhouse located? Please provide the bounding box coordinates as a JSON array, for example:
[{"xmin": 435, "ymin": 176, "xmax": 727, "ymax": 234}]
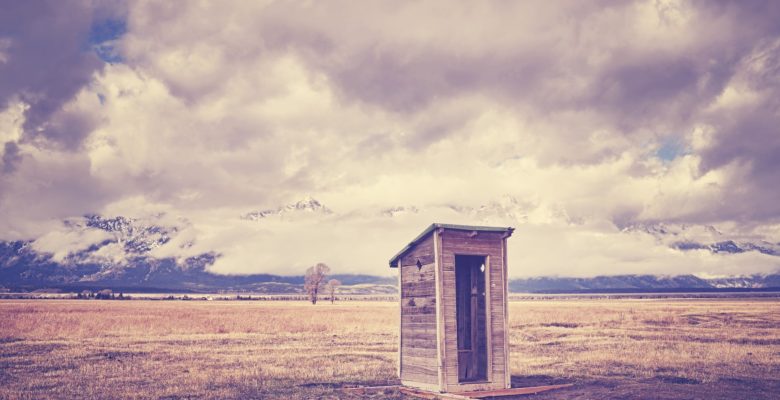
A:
[{"xmin": 389, "ymin": 223, "xmax": 514, "ymax": 393}]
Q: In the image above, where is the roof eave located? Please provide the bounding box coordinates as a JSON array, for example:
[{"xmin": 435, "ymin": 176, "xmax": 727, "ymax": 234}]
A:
[{"xmin": 388, "ymin": 223, "xmax": 514, "ymax": 268}]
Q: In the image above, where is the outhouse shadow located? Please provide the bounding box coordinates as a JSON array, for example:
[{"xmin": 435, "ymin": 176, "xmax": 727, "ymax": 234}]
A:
[{"xmin": 510, "ymin": 374, "xmax": 570, "ymax": 388}]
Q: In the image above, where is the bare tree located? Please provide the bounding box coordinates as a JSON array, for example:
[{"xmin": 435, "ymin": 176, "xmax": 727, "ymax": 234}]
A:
[
  {"xmin": 326, "ymin": 279, "xmax": 341, "ymax": 304},
  {"xmin": 304, "ymin": 263, "xmax": 330, "ymax": 304}
]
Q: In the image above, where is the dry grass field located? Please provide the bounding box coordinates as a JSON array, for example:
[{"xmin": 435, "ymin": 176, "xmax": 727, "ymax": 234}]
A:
[{"xmin": 1, "ymin": 299, "xmax": 778, "ymax": 399}]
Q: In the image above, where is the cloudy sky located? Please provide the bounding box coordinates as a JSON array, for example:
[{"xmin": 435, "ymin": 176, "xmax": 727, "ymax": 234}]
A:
[{"xmin": 1, "ymin": 0, "xmax": 779, "ymax": 278}]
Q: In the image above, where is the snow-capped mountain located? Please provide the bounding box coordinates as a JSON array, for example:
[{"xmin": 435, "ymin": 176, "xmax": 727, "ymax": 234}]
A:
[
  {"xmin": 624, "ymin": 222, "xmax": 723, "ymax": 238},
  {"xmin": 444, "ymin": 196, "xmax": 533, "ymax": 225},
  {"xmin": 80, "ymin": 214, "xmax": 179, "ymax": 255},
  {"xmin": 2, "ymin": 196, "xmax": 780, "ymax": 293},
  {"xmin": 0, "ymin": 202, "xmax": 397, "ymax": 292},
  {"xmin": 241, "ymin": 195, "xmax": 559, "ymax": 226},
  {"xmin": 623, "ymin": 222, "xmax": 780, "ymax": 256},
  {"xmin": 0, "ymin": 214, "xmax": 216, "ymax": 289},
  {"xmin": 380, "ymin": 206, "xmax": 419, "ymax": 218},
  {"xmin": 439, "ymin": 196, "xmax": 586, "ymax": 226},
  {"xmin": 242, "ymin": 197, "xmax": 333, "ymax": 221},
  {"xmin": 0, "ymin": 228, "xmax": 393, "ymax": 292}
]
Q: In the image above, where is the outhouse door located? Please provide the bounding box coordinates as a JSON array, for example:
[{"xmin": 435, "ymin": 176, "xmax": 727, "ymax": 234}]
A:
[{"xmin": 455, "ymin": 255, "xmax": 488, "ymax": 382}]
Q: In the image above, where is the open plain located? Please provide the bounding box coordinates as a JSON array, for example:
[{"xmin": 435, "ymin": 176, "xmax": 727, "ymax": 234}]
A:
[{"xmin": 1, "ymin": 299, "xmax": 778, "ymax": 399}]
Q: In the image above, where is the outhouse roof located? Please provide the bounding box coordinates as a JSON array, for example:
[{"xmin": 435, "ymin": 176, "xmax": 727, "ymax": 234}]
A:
[{"xmin": 388, "ymin": 223, "xmax": 514, "ymax": 267}]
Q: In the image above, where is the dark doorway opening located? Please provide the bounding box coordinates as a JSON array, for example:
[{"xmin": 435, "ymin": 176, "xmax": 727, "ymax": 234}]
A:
[{"xmin": 455, "ymin": 254, "xmax": 488, "ymax": 382}]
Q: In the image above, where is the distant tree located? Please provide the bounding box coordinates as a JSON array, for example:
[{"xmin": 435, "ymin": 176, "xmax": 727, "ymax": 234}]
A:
[
  {"xmin": 304, "ymin": 263, "xmax": 330, "ymax": 305},
  {"xmin": 326, "ymin": 279, "xmax": 341, "ymax": 304}
]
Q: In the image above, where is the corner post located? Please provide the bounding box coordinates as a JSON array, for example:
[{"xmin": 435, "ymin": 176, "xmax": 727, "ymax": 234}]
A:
[
  {"xmin": 397, "ymin": 259, "xmax": 403, "ymax": 379},
  {"xmin": 501, "ymin": 232, "xmax": 511, "ymax": 388},
  {"xmin": 433, "ymin": 227, "xmax": 446, "ymax": 392}
]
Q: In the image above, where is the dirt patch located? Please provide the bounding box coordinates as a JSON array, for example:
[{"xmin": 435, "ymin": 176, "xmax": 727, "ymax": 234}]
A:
[
  {"xmin": 0, "ymin": 341, "xmax": 66, "ymax": 358},
  {"xmin": 540, "ymin": 322, "xmax": 580, "ymax": 328},
  {"xmin": 94, "ymin": 350, "xmax": 149, "ymax": 361},
  {"xmin": 629, "ymin": 333, "xmax": 780, "ymax": 346},
  {"xmin": 655, "ymin": 375, "xmax": 700, "ymax": 385}
]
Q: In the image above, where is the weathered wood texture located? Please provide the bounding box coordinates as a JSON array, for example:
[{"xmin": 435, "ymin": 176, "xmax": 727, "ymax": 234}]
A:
[
  {"xmin": 398, "ymin": 226, "xmax": 512, "ymax": 393},
  {"xmin": 399, "ymin": 234, "xmax": 438, "ymax": 385},
  {"xmin": 440, "ymin": 230, "xmax": 508, "ymax": 392}
]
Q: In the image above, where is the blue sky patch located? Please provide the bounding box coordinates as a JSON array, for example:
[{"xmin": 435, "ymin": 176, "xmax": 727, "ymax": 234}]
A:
[
  {"xmin": 656, "ymin": 138, "xmax": 688, "ymax": 162},
  {"xmin": 89, "ymin": 18, "xmax": 126, "ymax": 63}
]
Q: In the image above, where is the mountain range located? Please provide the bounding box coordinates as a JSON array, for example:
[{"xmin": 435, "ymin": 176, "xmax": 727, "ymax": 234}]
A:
[
  {"xmin": 0, "ymin": 237, "xmax": 395, "ymax": 294},
  {"xmin": 0, "ymin": 210, "xmax": 395, "ymax": 293},
  {"xmin": 1, "ymin": 197, "xmax": 779, "ymax": 294},
  {"xmin": 241, "ymin": 197, "xmax": 333, "ymax": 221},
  {"xmin": 622, "ymin": 222, "xmax": 780, "ymax": 256},
  {"xmin": 509, "ymin": 274, "xmax": 780, "ymax": 293}
]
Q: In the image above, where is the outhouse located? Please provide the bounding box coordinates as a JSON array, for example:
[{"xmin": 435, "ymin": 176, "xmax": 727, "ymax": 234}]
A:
[{"xmin": 389, "ymin": 223, "xmax": 514, "ymax": 393}]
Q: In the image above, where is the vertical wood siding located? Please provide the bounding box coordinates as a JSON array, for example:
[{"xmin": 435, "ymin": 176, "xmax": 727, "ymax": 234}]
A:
[{"xmin": 399, "ymin": 234, "xmax": 439, "ymax": 385}]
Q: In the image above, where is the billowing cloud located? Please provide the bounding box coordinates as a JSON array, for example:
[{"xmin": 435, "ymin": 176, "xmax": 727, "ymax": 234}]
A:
[
  {"xmin": 0, "ymin": 0, "xmax": 105, "ymax": 149},
  {"xmin": 1, "ymin": 0, "xmax": 779, "ymax": 277}
]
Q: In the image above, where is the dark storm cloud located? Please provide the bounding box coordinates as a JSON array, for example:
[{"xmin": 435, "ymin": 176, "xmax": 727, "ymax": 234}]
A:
[
  {"xmin": 321, "ymin": 49, "xmax": 550, "ymax": 115},
  {"xmin": 1, "ymin": 141, "xmax": 21, "ymax": 173},
  {"xmin": 692, "ymin": 4, "xmax": 780, "ymax": 223},
  {"xmin": 241, "ymin": 1, "xmax": 732, "ymax": 146},
  {"xmin": 0, "ymin": 0, "xmax": 104, "ymax": 150},
  {"xmin": 260, "ymin": 2, "xmax": 775, "ymax": 132},
  {"xmin": 701, "ymin": 98, "xmax": 780, "ymax": 222},
  {"xmin": 588, "ymin": 56, "xmax": 723, "ymax": 129}
]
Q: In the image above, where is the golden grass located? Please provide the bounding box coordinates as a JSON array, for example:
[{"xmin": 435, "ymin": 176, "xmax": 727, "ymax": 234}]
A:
[
  {"xmin": 509, "ymin": 300, "xmax": 780, "ymax": 385},
  {"xmin": 1, "ymin": 301, "xmax": 399, "ymax": 399},
  {"xmin": 1, "ymin": 299, "xmax": 779, "ymax": 399}
]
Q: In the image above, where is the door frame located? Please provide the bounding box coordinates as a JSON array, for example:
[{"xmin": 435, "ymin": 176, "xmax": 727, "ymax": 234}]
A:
[{"xmin": 453, "ymin": 253, "xmax": 492, "ymax": 384}]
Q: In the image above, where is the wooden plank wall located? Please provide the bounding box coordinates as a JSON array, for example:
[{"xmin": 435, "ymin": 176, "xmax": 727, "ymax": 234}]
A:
[
  {"xmin": 399, "ymin": 234, "xmax": 439, "ymax": 386},
  {"xmin": 439, "ymin": 230, "xmax": 508, "ymax": 391}
]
